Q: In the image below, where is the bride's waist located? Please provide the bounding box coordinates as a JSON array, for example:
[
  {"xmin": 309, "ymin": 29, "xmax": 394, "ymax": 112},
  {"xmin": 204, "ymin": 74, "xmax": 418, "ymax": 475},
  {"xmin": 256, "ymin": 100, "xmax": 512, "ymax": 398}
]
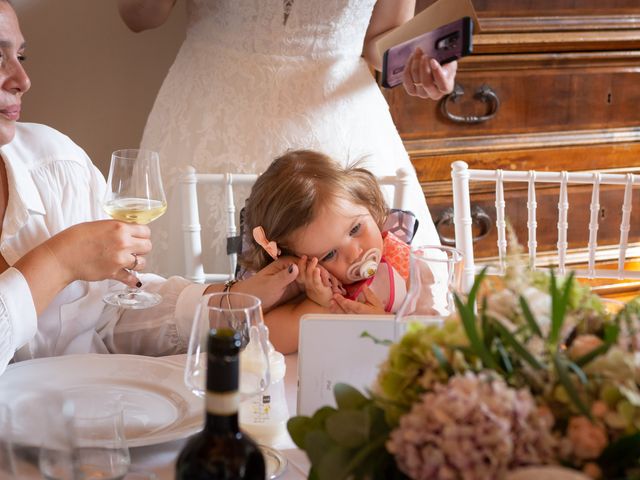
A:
[{"xmin": 183, "ymin": 30, "xmax": 365, "ymax": 62}]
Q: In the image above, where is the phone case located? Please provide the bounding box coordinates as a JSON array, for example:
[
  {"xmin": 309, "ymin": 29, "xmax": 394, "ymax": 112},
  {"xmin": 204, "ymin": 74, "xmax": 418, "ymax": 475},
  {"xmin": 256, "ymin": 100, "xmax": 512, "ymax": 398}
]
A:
[{"xmin": 381, "ymin": 16, "xmax": 473, "ymax": 89}]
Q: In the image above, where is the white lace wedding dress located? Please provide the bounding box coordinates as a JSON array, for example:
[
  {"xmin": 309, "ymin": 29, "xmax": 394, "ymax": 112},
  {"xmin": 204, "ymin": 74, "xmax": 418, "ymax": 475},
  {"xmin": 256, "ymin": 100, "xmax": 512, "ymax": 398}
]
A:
[{"xmin": 141, "ymin": 0, "xmax": 442, "ymax": 277}]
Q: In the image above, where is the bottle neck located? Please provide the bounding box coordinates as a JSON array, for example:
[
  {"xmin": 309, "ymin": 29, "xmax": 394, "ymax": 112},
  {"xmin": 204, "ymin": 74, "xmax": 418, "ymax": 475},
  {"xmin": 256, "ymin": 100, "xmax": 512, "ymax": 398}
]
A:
[{"xmin": 203, "ymin": 390, "xmax": 241, "ymax": 434}]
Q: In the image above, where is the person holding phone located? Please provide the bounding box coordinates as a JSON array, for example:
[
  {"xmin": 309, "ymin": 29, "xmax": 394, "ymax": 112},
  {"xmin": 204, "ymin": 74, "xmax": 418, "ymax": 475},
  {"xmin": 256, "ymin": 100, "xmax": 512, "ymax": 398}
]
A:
[{"xmin": 117, "ymin": 0, "xmax": 458, "ymax": 278}]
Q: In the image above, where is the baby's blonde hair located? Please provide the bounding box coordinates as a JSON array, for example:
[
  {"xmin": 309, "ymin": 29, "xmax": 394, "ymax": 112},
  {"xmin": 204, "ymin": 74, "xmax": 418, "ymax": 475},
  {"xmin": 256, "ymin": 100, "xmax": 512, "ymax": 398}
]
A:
[{"xmin": 242, "ymin": 150, "xmax": 388, "ymax": 271}]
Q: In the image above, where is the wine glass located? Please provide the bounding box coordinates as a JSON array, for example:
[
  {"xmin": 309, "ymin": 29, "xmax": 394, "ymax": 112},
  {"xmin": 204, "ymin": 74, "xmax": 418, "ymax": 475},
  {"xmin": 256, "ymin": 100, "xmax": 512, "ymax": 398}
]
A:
[
  {"xmin": 394, "ymin": 245, "xmax": 463, "ymax": 338},
  {"xmin": 102, "ymin": 149, "xmax": 167, "ymax": 309},
  {"xmin": 185, "ymin": 292, "xmax": 271, "ymax": 400}
]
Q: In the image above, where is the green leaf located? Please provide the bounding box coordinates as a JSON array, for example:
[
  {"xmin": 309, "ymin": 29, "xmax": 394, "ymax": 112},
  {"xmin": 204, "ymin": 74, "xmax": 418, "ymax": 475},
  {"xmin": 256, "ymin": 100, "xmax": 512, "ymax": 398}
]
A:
[
  {"xmin": 325, "ymin": 410, "xmax": 370, "ymax": 448},
  {"xmin": 287, "ymin": 416, "xmax": 313, "ymax": 449},
  {"xmin": 454, "ymin": 292, "xmax": 498, "ymax": 370},
  {"xmin": 553, "ymin": 352, "xmax": 591, "ymax": 418},
  {"xmin": 549, "ymin": 271, "xmax": 575, "ymax": 346},
  {"xmin": 360, "ymin": 331, "xmax": 393, "ymax": 346},
  {"xmin": 493, "ymin": 320, "xmax": 544, "ymax": 370},
  {"xmin": 316, "ymin": 445, "xmax": 352, "ymax": 480},
  {"xmin": 334, "ymin": 384, "xmax": 369, "ymax": 410},
  {"xmin": 305, "ymin": 430, "xmax": 335, "ymax": 467},
  {"xmin": 468, "ymin": 267, "xmax": 488, "ymax": 307},
  {"xmin": 519, "ymin": 295, "xmax": 543, "ymax": 337},
  {"xmin": 494, "ymin": 337, "xmax": 513, "ymax": 375},
  {"xmin": 431, "ymin": 344, "xmax": 454, "ymax": 376},
  {"xmin": 310, "ymin": 406, "xmax": 337, "ymax": 430}
]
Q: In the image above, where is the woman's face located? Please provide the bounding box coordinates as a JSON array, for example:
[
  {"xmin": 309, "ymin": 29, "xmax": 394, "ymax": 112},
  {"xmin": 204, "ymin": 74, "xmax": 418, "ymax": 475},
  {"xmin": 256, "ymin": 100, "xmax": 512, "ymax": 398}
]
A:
[{"xmin": 0, "ymin": 2, "xmax": 29, "ymax": 146}]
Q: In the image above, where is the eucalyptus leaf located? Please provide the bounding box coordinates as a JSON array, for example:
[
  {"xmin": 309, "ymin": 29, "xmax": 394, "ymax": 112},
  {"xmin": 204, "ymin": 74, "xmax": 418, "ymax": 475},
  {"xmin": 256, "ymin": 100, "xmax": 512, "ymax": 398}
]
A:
[
  {"xmin": 334, "ymin": 383, "xmax": 368, "ymax": 410},
  {"xmin": 317, "ymin": 445, "xmax": 353, "ymax": 480},
  {"xmin": 287, "ymin": 416, "xmax": 313, "ymax": 448},
  {"xmin": 325, "ymin": 410, "xmax": 370, "ymax": 448},
  {"xmin": 305, "ymin": 430, "xmax": 336, "ymax": 467},
  {"xmin": 310, "ymin": 406, "xmax": 338, "ymax": 429}
]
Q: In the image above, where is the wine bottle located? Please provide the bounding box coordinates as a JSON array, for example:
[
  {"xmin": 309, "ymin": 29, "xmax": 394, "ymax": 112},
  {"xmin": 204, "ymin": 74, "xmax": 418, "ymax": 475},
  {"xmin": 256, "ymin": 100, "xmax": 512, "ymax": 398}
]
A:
[{"xmin": 176, "ymin": 329, "xmax": 266, "ymax": 480}]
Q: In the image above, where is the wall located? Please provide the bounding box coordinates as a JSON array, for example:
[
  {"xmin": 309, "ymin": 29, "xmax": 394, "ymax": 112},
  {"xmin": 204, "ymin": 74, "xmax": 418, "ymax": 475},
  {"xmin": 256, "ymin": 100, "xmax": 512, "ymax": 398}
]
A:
[{"xmin": 13, "ymin": 0, "xmax": 186, "ymax": 174}]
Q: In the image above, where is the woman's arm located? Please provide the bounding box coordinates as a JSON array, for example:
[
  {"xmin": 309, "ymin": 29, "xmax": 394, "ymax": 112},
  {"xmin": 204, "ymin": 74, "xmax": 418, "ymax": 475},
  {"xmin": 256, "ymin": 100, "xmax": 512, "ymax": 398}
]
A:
[
  {"xmin": 362, "ymin": 0, "xmax": 416, "ymax": 71},
  {"xmin": 117, "ymin": 0, "xmax": 178, "ymax": 32},
  {"xmin": 264, "ymin": 297, "xmax": 331, "ymax": 355}
]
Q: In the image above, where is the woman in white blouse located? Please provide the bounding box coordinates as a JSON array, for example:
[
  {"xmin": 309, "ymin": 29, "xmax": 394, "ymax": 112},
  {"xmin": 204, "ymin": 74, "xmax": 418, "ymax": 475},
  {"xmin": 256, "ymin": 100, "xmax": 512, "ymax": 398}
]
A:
[{"xmin": 0, "ymin": 0, "xmax": 299, "ymax": 375}]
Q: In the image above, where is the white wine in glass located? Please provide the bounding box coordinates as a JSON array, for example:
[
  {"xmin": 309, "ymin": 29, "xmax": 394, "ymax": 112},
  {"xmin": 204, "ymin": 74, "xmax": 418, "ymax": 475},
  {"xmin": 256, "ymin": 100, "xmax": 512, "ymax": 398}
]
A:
[{"xmin": 102, "ymin": 149, "xmax": 166, "ymax": 309}]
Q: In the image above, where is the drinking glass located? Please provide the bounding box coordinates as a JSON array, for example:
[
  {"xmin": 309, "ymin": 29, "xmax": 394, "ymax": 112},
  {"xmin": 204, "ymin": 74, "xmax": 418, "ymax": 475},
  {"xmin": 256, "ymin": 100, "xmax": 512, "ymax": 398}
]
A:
[
  {"xmin": 40, "ymin": 398, "xmax": 156, "ymax": 480},
  {"xmin": 394, "ymin": 245, "xmax": 463, "ymax": 338},
  {"xmin": 185, "ymin": 292, "xmax": 271, "ymax": 399},
  {"xmin": 103, "ymin": 149, "xmax": 167, "ymax": 309}
]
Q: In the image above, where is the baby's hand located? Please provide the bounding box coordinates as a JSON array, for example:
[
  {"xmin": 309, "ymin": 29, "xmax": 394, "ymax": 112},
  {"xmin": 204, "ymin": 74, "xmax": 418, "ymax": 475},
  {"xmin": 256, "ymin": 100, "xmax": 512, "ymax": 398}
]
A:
[
  {"xmin": 296, "ymin": 256, "xmax": 341, "ymax": 307},
  {"xmin": 330, "ymin": 286, "xmax": 386, "ymax": 315}
]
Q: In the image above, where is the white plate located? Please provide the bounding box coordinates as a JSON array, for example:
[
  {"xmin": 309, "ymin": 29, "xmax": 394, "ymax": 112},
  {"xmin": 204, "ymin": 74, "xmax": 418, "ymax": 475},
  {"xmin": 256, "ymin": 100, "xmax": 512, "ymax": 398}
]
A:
[{"xmin": 0, "ymin": 354, "xmax": 203, "ymax": 448}]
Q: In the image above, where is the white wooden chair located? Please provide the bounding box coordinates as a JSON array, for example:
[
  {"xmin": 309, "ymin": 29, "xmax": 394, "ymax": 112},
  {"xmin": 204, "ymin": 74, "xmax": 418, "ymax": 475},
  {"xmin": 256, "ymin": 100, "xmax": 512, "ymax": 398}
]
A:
[
  {"xmin": 452, "ymin": 160, "xmax": 640, "ymax": 292},
  {"xmin": 179, "ymin": 166, "xmax": 414, "ymax": 283}
]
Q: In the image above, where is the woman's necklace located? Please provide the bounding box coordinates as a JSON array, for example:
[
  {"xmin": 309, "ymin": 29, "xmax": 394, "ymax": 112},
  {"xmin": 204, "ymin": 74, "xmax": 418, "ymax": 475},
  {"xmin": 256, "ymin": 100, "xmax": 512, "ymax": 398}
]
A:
[{"xmin": 283, "ymin": 0, "xmax": 294, "ymax": 25}]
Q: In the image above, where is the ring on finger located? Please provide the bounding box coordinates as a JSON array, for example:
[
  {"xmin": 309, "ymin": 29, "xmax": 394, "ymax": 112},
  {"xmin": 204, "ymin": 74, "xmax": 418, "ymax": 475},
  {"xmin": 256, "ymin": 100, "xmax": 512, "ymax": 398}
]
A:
[{"xmin": 130, "ymin": 253, "xmax": 138, "ymax": 270}]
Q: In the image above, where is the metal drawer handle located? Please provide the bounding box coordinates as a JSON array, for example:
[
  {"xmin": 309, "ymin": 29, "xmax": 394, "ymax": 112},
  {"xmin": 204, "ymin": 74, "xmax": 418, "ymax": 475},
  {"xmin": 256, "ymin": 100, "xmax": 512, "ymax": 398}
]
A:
[
  {"xmin": 440, "ymin": 84, "xmax": 500, "ymax": 124},
  {"xmin": 434, "ymin": 205, "xmax": 493, "ymax": 245}
]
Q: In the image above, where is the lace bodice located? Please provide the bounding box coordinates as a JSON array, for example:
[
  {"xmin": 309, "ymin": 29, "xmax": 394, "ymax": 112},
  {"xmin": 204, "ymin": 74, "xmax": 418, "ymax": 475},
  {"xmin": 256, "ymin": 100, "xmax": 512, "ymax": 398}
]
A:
[
  {"xmin": 185, "ymin": 0, "xmax": 377, "ymax": 58},
  {"xmin": 141, "ymin": 0, "xmax": 443, "ymax": 278}
]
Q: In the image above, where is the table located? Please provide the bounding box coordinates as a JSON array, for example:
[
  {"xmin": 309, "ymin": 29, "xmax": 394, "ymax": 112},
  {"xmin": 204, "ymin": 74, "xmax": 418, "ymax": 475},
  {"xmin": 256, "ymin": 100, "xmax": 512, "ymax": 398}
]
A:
[{"xmin": 130, "ymin": 353, "xmax": 310, "ymax": 480}]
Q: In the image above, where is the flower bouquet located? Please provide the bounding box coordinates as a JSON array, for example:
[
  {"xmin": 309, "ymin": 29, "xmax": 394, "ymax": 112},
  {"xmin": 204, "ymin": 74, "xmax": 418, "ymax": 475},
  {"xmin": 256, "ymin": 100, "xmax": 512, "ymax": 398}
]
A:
[{"xmin": 287, "ymin": 250, "xmax": 640, "ymax": 480}]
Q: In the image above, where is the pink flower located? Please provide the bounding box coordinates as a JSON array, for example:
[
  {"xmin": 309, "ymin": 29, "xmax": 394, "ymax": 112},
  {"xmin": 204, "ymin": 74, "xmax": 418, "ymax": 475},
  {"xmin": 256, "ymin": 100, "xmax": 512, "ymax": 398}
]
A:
[
  {"xmin": 387, "ymin": 373, "xmax": 556, "ymax": 480},
  {"xmin": 569, "ymin": 335, "xmax": 603, "ymax": 360},
  {"xmin": 567, "ymin": 417, "xmax": 608, "ymax": 460}
]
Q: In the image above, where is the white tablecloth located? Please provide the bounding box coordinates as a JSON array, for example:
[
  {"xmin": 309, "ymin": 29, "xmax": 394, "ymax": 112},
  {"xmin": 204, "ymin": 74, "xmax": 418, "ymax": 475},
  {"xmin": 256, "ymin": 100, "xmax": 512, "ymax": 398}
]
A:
[{"xmin": 129, "ymin": 353, "xmax": 310, "ymax": 480}]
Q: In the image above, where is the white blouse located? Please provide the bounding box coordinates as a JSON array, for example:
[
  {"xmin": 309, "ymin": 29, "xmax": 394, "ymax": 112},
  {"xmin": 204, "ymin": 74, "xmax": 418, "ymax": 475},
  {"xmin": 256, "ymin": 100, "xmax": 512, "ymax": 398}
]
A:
[{"xmin": 0, "ymin": 123, "xmax": 207, "ymax": 375}]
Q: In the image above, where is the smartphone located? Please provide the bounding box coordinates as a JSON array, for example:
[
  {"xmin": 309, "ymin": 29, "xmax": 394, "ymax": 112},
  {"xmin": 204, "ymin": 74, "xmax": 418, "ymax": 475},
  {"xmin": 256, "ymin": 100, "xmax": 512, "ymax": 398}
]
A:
[{"xmin": 381, "ymin": 16, "xmax": 473, "ymax": 89}]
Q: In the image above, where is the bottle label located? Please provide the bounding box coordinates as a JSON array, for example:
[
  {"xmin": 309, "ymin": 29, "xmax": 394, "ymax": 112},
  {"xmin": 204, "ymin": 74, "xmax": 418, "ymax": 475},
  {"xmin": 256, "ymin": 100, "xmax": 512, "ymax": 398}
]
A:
[{"xmin": 206, "ymin": 391, "xmax": 240, "ymax": 415}]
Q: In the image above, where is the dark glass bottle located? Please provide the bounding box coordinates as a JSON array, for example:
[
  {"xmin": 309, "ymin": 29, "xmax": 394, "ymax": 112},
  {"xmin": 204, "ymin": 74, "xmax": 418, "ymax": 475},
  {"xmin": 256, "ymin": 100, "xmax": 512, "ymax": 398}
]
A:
[{"xmin": 176, "ymin": 329, "xmax": 266, "ymax": 480}]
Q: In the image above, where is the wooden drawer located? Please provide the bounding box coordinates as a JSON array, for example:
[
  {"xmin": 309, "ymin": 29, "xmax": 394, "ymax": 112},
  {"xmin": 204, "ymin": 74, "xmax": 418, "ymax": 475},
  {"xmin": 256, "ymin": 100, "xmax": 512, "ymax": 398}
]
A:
[{"xmin": 386, "ymin": 52, "xmax": 640, "ymax": 140}]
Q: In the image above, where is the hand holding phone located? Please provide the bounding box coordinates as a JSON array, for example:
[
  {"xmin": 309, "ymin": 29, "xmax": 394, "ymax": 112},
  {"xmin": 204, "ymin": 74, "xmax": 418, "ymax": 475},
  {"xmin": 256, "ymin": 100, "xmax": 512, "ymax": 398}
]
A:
[{"xmin": 381, "ymin": 17, "xmax": 473, "ymax": 89}]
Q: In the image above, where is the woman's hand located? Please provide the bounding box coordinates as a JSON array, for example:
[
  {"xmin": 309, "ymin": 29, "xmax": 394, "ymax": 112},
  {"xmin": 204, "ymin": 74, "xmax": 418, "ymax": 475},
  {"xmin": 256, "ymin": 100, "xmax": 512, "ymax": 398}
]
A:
[
  {"xmin": 402, "ymin": 48, "xmax": 457, "ymax": 100},
  {"xmin": 330, "ymin": 286, "xmax": 386, "ymax": 315},
  {"xmin": 233, "ymin": 256, "xmax": 301, "ymax": 312},
  {"xmin": 13, "ymin": 220, "xmax": 151, "ymax": 315},
  {"xmin": 45, "ymin": 220, "xmax": 151, "ymax": 288}
]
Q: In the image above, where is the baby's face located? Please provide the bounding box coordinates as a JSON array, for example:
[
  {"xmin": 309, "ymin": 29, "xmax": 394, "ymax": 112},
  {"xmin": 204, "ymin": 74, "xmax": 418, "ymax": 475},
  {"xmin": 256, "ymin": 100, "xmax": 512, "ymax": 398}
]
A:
[{"xmin": 288, "ymin": 197, "xmax": 383, "ymax": 285}]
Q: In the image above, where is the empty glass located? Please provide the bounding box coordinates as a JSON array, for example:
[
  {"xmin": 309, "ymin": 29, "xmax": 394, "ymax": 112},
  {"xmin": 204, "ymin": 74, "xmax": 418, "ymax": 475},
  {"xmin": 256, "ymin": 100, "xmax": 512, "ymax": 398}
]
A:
[
  {"xmin": 185, "ymin": 292, "xmax": 271, "ymax": 399},
  {"xmin": 394, "ymin": 245, "xmax": 463, "ymax": 337},
  {"xmin": 39, "ymin": 396, "xmax": 155, "ymax": 480}
]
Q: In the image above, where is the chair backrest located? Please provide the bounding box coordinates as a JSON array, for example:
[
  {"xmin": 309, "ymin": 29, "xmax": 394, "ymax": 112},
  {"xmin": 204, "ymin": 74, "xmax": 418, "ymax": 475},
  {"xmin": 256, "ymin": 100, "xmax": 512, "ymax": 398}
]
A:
[
  {"xmin": 452, "ymin": 160, "xmax": 640, "ymax": 292},
  {"xmin": 179, "ymin": 166, "xmax": 414, "ymax": 283}
]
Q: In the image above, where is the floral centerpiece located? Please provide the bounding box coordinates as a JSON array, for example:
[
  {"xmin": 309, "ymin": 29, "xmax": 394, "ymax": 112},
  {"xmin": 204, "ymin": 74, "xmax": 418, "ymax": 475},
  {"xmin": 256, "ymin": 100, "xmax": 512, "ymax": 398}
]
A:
[{"xmin": 287, "ymin": 245, "xmax": 640, "ymax": 480}]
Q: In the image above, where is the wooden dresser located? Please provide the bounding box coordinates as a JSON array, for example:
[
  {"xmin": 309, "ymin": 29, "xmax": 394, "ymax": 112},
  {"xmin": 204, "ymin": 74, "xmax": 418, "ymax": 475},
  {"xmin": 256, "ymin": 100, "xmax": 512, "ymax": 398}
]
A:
[{"xmin": 383, "ymin": 1, "xmax": 640, "ymax": 293}]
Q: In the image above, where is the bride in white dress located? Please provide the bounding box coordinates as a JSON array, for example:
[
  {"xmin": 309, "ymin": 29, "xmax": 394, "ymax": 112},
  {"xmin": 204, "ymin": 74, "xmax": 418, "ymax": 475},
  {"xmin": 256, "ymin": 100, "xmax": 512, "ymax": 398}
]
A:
[{"xmin": 118, "ymin": 0, "xmax": 457, "ymax": 277}]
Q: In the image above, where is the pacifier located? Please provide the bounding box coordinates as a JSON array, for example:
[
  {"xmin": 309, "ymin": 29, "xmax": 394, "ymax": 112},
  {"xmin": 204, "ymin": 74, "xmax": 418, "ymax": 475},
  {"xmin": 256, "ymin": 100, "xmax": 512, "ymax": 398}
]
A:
[{"xmin": 345, "ymin": 248, "xmax": 382, "ymax": 283}]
